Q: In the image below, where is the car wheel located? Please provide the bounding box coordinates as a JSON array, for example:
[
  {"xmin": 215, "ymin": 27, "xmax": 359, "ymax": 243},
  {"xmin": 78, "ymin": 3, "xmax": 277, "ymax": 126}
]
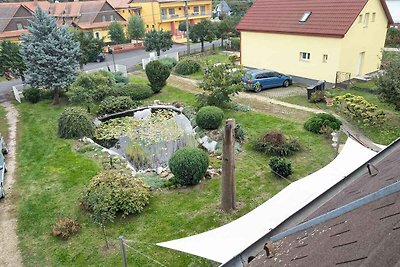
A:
[
  {"xmin": 254, "ymin": 82, "xmax": 262, "ymax": 93},
  {"xmin": 283, "ymin": 80, "xmax": 290, "ymax": 87},
  {"xmin": 96, "ymin": 58, "xmax": 101, "ymax": 63}
]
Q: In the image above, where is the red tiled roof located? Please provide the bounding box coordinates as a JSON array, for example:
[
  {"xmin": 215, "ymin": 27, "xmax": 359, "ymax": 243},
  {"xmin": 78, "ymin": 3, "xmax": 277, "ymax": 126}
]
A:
[
  {"xmin": 237, "ymin": 0, "xmax": 394, "ymax": 38},
  {"xmin": 0, "ymin": 29, "xmax": 28, "ymax": 38}
]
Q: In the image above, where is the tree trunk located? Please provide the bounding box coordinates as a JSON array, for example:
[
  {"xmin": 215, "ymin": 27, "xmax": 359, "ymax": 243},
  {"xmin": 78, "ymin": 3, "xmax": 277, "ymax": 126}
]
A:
[
  {"xmin": 102, "ymin": 225, "xmax": 109, "ymax": 249},
  {"xmin": 221, "ymin": 37, "xmax": 224, "ymax": 47},
  {"xmin": 52, "ymin": 88, "xmax": 60, "ymax": 105},
  {"xmin": 201, "ymin": 41, "xmax": 204, "ymax": 52},
  {"xmin": 157, "ymin": 49, "xmax": 160, "ymax": 56}
]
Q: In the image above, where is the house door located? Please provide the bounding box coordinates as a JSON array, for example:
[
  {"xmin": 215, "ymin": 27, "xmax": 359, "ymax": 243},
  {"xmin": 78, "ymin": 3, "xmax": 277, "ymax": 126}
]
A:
[{"xmin": 356, "ymin": 52, "xmax": 365, "ymax": 76}]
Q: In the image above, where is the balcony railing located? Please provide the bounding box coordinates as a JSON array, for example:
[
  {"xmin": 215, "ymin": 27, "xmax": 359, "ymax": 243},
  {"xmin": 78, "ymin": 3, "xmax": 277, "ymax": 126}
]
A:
[{"xmin": 160, "ymin": 12, "xmax": 210, "ymax": 21}]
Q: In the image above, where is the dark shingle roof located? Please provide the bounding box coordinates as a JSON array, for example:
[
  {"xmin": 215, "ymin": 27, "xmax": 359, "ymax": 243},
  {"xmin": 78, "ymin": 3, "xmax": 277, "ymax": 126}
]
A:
[{"xmin": 237, "ymin": 0, "xmax": 393, "ymax": 38}]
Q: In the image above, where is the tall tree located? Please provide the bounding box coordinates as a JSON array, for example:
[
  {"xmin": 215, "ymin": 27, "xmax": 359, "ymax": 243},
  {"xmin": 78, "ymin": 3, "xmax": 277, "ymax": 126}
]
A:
[
  {"xmin": 127, "ymin": 15, "xmax": 145, "ymax": 43},
  {"xmin": 108, "ymin": 21, "xmax": 126, "ymax": 44},
  {"xmin": 0, "ymin": 41, "xmax": 26, "ymax": 80},
  {"xmin": 71, "ymin": 29, "xmax": 104, "ymax": 68},
  {"xmin": 144, "ymin": 29, "xmax": 173, "ymax": 56},
  {"xmin": 189, "ymin": 20, "xmax": 215, "ymax": 52},
  {"xmin": 20, "ymin": 7, "xmax": 79, "ymax": 105},
  {"xmin": 376, "ymin": 55, "xmax": 400, "ymax": 110}
]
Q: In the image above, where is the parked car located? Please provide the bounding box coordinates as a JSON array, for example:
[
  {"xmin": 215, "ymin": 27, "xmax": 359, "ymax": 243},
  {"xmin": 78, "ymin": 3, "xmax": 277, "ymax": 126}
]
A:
[
  {"xmin": 95, "ymin": 53, "xmax": 106, "ymax": 63},
  {"xmin": 242, "ymin": 69, "xmax": 292, "ymax": 92},
  {"xmin": 0, "ymin": 135, "xmax": 7, "ymax": 199}
]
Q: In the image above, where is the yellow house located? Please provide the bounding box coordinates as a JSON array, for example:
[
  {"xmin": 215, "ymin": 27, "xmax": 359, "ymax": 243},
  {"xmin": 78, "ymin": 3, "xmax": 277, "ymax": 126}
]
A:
[
  {"xmin": 237, "ymin": 0, "xmax": 394, "ymax": 84},
  {"xmin": 0, "ymin": 1, "xmax": 127, "ymax": 43},
  {"xmin": 129, "ymin": 0, "xmax": 212, "ymax": 40}
]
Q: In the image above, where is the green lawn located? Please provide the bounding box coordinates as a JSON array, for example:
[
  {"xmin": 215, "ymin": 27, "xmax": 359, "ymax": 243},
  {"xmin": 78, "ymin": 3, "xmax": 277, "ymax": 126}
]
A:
[
  {"xmin": 16, "ymin": 85, "xmax": 335, "ymax": 266},
  {"xmin": 0, "ymin": 105, "xmax": 8, "ymax": 141},
  {"xmin": 281, "ymin": 84, "xmax": 400, "ymax": 145}
]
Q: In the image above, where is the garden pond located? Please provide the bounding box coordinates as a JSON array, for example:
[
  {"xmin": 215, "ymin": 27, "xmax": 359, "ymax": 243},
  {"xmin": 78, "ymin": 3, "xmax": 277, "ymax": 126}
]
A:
[{"xmin": 93, "ymin": 106, "xmax": 196, "ymax": 170}]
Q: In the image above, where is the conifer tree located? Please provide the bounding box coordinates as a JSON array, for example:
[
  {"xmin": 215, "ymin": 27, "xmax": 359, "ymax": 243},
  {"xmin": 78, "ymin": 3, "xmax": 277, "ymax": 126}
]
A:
[{"xmin": 21, "ymin": 7, "xmax": 79, "ymax": 105}]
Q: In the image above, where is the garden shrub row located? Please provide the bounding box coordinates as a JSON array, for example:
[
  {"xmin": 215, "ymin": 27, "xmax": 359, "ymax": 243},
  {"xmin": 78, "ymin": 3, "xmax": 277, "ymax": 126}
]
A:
[{"xmin": 174, "ymin": 59, "xmax": 201, "ymax": 75}]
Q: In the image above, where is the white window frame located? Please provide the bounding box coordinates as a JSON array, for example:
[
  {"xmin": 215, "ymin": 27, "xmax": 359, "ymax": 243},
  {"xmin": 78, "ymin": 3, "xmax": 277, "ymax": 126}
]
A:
[
  {"xmin": 364, "ymin": 13, "xmax": 370, "ymax": 28},
  {"xmin": 299, "ymin": 11, "xmax": 312, "ymax": 23},
  {"xmin": 300, "ymin": 52, "xmax": 311, "ymax": 61},
  {"xmin": 16, "ymin": 23, "xmax": 23, "ymax": 30},
  {"xmin": 372, "ymin": 12, "xmax": 376, "ymax": 22},
  {"xmin": 323, "ymin": 54, "xmax": 328, "ymax": 63},
  {"xmin": 110, "ymin": 14, "xmax": 114, "ymax": 21},
  {"xmin": 359, "ymin": 14, "xmax": 363, "ymax": 23}
]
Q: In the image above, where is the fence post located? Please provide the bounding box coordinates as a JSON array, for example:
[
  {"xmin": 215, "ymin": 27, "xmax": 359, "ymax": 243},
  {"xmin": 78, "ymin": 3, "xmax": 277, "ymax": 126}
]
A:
[
  {"xmin": 119, "ymin": 236, "xmax": 128, "ymax": 267},
  {"xmin": 221, "ymin": 119, "xmax": 236, "ymax": 212}
]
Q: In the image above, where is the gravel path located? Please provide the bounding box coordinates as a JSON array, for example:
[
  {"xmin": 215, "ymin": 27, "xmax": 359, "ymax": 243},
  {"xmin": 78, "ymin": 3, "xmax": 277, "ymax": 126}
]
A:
[{"xmin": 0, "ymin": 102, "xmax": 23, "ymax": 267}]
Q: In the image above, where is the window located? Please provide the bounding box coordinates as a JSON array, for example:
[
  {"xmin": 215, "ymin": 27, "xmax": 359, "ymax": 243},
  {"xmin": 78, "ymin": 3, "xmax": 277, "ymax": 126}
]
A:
[
  {"xmin": 364, "ymin": 13, "xmax": 369, "ymax": 27},
  {"xmin": 110, "ymin": 14, "xmax": 114, "ymax": 21},
  {"xmin": 168, "ymin": 8, "xmax": 175, "ymax": 15},
  {"xmin": 193, "ymin": 6, "xmax": 199, "ymax": 13},
  {"xmin": 161, "ymin": 8, "xmax": 167, "ymax": 19},
  {"xmin": 323, "ymin": 54, "xmax": 328, "ymax": 63},
  {"xmin": 16, "ymin": 23, "xmax": 23, "ymax": 30},
  {"xmin": 300, "ymin": 52, "xmax": 310, "ymax": 61},
  {"xmin": 358, "ymin": 14, "xmax": 363, "ymax": 23},
  {"xmin": 102, "ymin": 15, "xmax": 106, "ymax": 22},
  {"xmin": 372, "ymin": 12, "xmax": 376, "ymax": 22},
  {"xmin": 95, "ymin": 32, "xmax": 101, "ymax": 39},
  {"xmin": 200, "ymin": 6, "xmax": 205, "ymax": 15},
  {"xmin": 299, "ymin": 11, "xmax": 312, "ymax": 23}
]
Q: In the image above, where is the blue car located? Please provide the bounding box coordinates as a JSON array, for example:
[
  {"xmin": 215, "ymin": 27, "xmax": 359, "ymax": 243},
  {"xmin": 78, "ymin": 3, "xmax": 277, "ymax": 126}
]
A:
[{"xmin": 242, "ymin": 69, "xmax": 292, "ymax": 92}]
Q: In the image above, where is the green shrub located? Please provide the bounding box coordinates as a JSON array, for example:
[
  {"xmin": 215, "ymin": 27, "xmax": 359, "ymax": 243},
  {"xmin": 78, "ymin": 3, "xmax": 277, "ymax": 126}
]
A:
[
  {"xmin": 230, "ymin": 38, "xmax": 240, "ymax": 51},
  {"xmin": 23, "ymin": 87, "xmax": 41, "ymax": 103},
  {"xmin": 175, "ymin": 59, "xmax": 201, "ymax": 75},
  {"xmin": 118, "ymin": 83, "xmax": 154, "ymax": 100},
  {"xmin": 145, "ymin": 60, "xmax": 171, "ymax": 93},
  {"xmin": 58, "ymin": 107, "xmax": 94, "ymax": 139},
  {"xmin": 253, "ymin": 130, "xmax": 301, "ymax": 156},
  {"xmin": 81, "ymin": 170, "xmax": 150, "ymax": 217},
  {"xmin": 51, "ymin": 218, "xmax": 80, "ymax": 240},
  {"xmin": 335, "ymin": 93, "xmax": 386, "ymax": 126},
  {"xmin": 69, "ymin": 71, "xmax": 116, "ymax": 102},
  {"xmin": 98, "ymin": 96, "xmax": 136, "ymax": 115},
  {"xmin": 159, "ymin": 57, "xmax": 178, "ymax": 70},
  {"xmin": 169, "ymin": 147, "xmax": 209, "ymax": 186},
  {"xmin": 304, "ymin": 113, "xmax": 342, "ymax": 134},
  {"xmin": 111, "ymin": 71, "xmax": 128, "ymax": 84},
  {"xmin": 196, "ymin": 106, "xmax": 224, "ymax": 130},
  {"xmin": 269, "ymin": 157, "xmax": 292, "ymax": 178}
]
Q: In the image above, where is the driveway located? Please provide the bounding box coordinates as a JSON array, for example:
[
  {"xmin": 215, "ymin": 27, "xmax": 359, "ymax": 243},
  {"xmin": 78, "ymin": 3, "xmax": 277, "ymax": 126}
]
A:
[{"xmin": 253, "ymin": 85, "xmax": 306, "ymax": 99}]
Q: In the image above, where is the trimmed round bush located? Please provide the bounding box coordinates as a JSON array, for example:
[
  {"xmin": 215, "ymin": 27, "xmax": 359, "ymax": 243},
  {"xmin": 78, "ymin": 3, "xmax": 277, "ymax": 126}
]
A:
[
  {"xmin": 23, "ymin": 87, "xmax": 41, "ymax": 103},
  {"xmin": 169, "ymin": 147, "xmax": 209, "ymax": 186},
  {"xmin": 145, "ymin": 60, "xmax": 171, "ymax": 93},
  {"xmin": 304, "ymin": 113, "xmax": 342, "ymax": 134},
  {"xmin": 119, "ymin": 83, "xmax": 154, "ymax": 100},
  {"xmin": 175, "ymin": 59, "xmax": 201, "ymax": 75},
  {"xmin": 81, "ymin": 170, "xmax": 150, "ymax": 217},
  {"xmin": 159, "ymin": 57, "xmax": 178, "ymax": 70},
  {"xmin": 269, "ymin": 156, "xmax": 292, "ymax": 178},
  {"xmin": 98, "ymin": 96, "xmax": 136, "ymax": 115},
  {"xmin": 58, "ymin": 107, "xmax": 94, "ymax": 139},
  {"xmin": 196, "ymin": 106, "xmax": 224, "ymax": 130}
]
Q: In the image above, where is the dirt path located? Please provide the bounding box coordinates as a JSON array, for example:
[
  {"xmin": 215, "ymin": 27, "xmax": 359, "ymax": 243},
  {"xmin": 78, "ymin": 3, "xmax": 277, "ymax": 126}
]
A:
[{"xmin": 0, "ymin": 101, "xmax": 23, "ymax": 267}]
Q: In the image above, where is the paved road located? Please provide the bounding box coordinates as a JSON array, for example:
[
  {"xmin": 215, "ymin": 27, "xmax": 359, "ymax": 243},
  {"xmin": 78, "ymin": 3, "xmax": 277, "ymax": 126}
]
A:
[{"xmin": 0, "ymin": 40, "xmax": 221, "ymax": 97}]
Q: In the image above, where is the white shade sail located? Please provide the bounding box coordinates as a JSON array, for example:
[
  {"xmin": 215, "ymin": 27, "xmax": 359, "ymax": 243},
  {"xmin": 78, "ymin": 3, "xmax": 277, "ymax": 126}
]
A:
[{"xmin": 157, "ymin": 138, "xmax": 377, "ymax": 263}]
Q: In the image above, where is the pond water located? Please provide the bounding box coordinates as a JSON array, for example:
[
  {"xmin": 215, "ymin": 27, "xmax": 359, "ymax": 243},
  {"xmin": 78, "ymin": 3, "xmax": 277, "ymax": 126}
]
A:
[{"xmin": 94, "ymin": 107, "xmax": 196, "ymax": 170}]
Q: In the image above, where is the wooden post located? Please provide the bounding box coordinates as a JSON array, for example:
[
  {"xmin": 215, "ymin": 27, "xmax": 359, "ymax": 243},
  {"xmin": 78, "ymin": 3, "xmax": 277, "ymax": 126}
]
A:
[{"xmin": 221, "ymin": 119, "xmax": 236, "ymax": 212}]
